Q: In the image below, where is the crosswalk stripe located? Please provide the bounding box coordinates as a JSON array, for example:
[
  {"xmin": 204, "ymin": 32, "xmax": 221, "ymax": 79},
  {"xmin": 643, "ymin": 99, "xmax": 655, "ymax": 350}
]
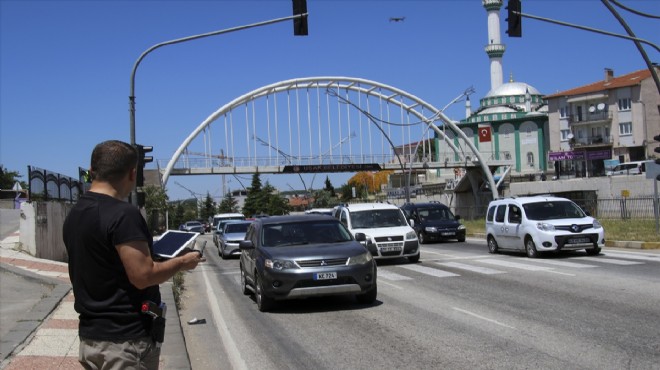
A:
[
  {"xmin": 601, "ymin": 251, "xmax": 660, "ymax": 262},
  {"xmin": 377, "ymin": 269, "xmax": 413, "ymax": 281},
  {"xmin": 476, "ymin": 259, "xmax": 553, "ymax": 271},
  {"xmin": 397, "ymin": 264, "xmax": 460, "ymax": 278},
  {"xmin": 579, "ymin": 257, "xmax": 644, "ymax": 265},
  {"xmin": 520, "ymin": 259, "xmax": 597, "ymax": 268},
  {"xmin": 435, "ymin": 261, "xmax": 505, "ymax": 275}
]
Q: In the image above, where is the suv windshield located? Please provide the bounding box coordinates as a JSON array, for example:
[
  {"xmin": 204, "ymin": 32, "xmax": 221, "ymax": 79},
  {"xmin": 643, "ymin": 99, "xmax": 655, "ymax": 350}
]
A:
[
  {"xmin": 351, "ymin": 209, "xmax": 407, "ymax": 228},
  {"xmin": 224, "ymin": 223, "xmax": 249, "ymax": 233},
  {"xmin": 418, "ymin": 207, "xmax": 455, "ymax": 221},
  {"xmin": 262, "ymin": 221, "xmax": 352, "ymax": 247},
  {"xmin": 522, "ymin": 201, "xmax": 586, "ymax": 221}
]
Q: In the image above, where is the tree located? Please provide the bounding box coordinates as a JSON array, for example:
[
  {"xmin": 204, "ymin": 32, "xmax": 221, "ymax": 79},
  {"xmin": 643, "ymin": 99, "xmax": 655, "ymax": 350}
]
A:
[
  {"xmin": 0, "ymin": 166, "xmax": 27, "ymax": 190},
  {"xmin": 324, "ymin": 176, "xmax": 335, "ymax": 197},
  {"xmin": 144, "ymin": 185, "xmax": 169, "ymax": 234},
  {"xmin": 172, "ymin": 202, "xmax": 186, "ymax": 229},
  {"xmin": 218, "ymin": 191, "xmax": 240, "ymax": 213},
  {"xmin": 201, "ymin": 192, "xmax": 216, "ymax": 221},
  {"xmin": 263, "ymin": 182, "xmax": 291, "ymax": 215},
  {"xmin": 311, "ymin": 190, "xmax": 334, "ymax": 207},
  {"xmin": 242, "ymin": 173, "xmax": 263, "ymax": 216}
]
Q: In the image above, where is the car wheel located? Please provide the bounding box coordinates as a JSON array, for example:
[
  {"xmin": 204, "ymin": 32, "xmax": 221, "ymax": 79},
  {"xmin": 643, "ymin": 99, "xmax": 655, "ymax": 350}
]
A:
[
  {"xmin": 240, "ymin": 266, "xmax": 250, "ymax": 295},
  {"xmin": 418, "ymin": 232, "xmax": 426, "ymax": 245},
  {"xmin": 487, "ymin": 236, "xmax": 499, "ymax": 254},
  {"xmin": 356, "ymin": 285, "xmax": 377, "ymax": 304},
  {"xmin": 408, "ymin": 252, "xmax": 420, "ymax": 263},
  {"xmin": 219, "ymin": 245, "xmax": 226, "ymax": 259},
  {"xmin": 585, "ymin": 247, "xmax": 601, "ymax": 256},
  {"xmin": 255, "ymin": 273, "xmax": 274, "ymax": 312},
  {"xmin": 525, "ymin": 237, "xmax": 539, "ymax": 258}
]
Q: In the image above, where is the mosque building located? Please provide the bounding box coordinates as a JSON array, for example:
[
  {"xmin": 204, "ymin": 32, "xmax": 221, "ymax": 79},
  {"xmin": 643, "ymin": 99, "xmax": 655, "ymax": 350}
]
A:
[{"xmin": 440, "ymin": 0, "xmax": 549, "ymax": 180}]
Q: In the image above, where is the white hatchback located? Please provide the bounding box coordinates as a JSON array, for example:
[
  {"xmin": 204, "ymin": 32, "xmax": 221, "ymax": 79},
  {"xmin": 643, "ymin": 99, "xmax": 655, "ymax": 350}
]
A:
[{"xmin": 485, "ymin": 196, "xmax": 605, "ymax": 258}]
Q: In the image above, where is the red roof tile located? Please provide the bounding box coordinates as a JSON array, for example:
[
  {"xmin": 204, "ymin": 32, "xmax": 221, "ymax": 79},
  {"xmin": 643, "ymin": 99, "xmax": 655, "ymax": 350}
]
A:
[{"xmin": 544, "ymin": 69, "xmax": 652, "ymax": 99}]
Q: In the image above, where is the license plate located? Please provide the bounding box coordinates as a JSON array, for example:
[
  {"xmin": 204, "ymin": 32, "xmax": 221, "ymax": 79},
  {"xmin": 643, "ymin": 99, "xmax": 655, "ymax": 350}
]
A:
[
  {"xmin": 314, "ymin": 272, "xmax": 337, "ymax": 280},
  {"xmin": 380, "ymin": 246, "xmax": 401, "ymax": 252},
  {"xmin": 568, "ymin": 237, "xmax": 590, "ymax": 244},
  {"xmin": 441, "ymin": 232, "xmax": 455, "ymax": 236}
]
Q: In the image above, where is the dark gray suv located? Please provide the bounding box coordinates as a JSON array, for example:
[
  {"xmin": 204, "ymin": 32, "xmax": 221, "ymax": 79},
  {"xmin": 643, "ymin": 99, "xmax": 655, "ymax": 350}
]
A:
[
  {"xmin": 401, "ymin": 202, "xmax": 466, "ymax": 243},
  {"xmin": 239, "ymin": 215, "xmax": 378, "ymax": 312}
]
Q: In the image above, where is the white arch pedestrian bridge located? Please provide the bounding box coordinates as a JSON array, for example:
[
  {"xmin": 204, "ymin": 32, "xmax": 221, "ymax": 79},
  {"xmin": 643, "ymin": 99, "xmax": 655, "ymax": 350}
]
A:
[{"xmin": 161, "ymin": 77, "xmax": 511, "ymax": 198}]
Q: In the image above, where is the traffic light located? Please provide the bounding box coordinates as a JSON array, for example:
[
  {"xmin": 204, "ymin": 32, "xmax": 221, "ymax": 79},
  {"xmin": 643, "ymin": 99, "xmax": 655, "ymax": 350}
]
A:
[
  {"xmin": 134, "ymin": 144, "xmax": 153, "ymax": 188},
  {"xmin": 506, "ymin": 0, "xmax": 522, "ymax": 37},
  {"xmin": 292, "ymin": 0, "xmax": 308, "ymax": 36},
  {"xmin": 655, "ymin": 134, "xmax": 660, "ymax": 181}
]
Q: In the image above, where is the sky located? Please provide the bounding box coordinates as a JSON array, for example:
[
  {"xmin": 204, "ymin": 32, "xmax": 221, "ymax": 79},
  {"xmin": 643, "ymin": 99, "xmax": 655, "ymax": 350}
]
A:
[{"xmin": 1, "ymin": 0, "xmax": 658, "ymax": 201}]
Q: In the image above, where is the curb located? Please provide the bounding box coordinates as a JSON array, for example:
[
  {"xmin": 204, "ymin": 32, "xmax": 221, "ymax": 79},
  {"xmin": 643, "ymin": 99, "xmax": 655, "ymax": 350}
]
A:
[{"xmin": 0, "ymin": 263, "xmax": 72, "ymax": 365}]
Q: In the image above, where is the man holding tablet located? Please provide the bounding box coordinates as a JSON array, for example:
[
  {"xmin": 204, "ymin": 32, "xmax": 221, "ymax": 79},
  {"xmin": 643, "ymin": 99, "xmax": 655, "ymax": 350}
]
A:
[{"xmin": 63, "ymin": 140, "xmax": 205, "ymax": 370}]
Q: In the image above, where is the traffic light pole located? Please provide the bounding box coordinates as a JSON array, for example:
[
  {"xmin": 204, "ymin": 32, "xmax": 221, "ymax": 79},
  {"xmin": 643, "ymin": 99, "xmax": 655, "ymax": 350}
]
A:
[{"xmin": 128, "ymin": 10, "xmax": 308, "ymax": 206}]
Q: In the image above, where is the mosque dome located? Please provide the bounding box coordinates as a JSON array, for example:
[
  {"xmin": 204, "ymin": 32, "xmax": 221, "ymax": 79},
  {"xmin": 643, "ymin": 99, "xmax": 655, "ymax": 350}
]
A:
[{"xmin": 485, "ymin": 81, "xmax": 541, "ymax": 98}]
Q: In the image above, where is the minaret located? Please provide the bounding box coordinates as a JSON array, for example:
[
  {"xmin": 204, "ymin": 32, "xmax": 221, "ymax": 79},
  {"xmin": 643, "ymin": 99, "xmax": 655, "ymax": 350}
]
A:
[{"xmin": 483, "ymin": 0, "xmax": 505, "ymax": 92}]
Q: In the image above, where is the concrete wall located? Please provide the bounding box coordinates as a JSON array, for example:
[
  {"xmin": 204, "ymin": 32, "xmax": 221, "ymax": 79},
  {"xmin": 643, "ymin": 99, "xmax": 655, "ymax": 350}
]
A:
[
  {"xmin": 19, "ymin": 201, "xmax": 70, "ymax": 262},
  {"xmin": 508, "ymin": 174, "xmax": 654, "ymax": 198}
]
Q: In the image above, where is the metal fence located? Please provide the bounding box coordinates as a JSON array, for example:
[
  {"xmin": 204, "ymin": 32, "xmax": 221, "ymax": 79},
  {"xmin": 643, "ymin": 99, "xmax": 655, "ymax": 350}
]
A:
[
  {"xmin": 28, "ymin": 166, "xmax": 83, "ymax": 202},
  {"xmin": 455, "ymin": 196, "xmax": 659, "ymax": 221}
]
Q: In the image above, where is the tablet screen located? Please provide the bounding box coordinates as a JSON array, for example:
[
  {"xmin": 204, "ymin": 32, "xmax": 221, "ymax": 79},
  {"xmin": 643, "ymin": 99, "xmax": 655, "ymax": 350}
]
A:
[{"xmin": 153, "ymin": 230, "xmax": 199, "ymax": 259}]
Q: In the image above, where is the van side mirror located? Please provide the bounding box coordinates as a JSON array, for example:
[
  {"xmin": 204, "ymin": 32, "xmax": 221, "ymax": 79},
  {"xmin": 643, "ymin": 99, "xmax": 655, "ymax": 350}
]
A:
[
  {"xmin": 409, "ymin": 219, "xmax": 415, "ymax": 227},
  {"xmin": 239, "ymin": 240, "xmax": 254, "ymax": 250},
  {"xmin": 455, "ymin": 215, "xmax": 461, "ymax": 220},
  {"xmin": 354, "ymin": 233, "xmax": 367, "ymax": 242}
]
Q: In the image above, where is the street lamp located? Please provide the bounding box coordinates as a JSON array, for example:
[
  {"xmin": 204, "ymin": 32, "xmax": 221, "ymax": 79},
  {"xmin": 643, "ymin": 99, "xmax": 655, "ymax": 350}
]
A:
[
  {"xmin": 404, "ymin": 87, "xmax": 475, "ymax": 203},
  {"xmin": 128, "ymin": 9, "xmax": 308, "ymax": 205}
]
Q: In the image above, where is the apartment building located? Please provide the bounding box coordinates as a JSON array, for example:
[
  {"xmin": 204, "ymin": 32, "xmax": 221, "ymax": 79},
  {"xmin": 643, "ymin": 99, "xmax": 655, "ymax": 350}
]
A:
[{"xmin": 544, "ymin": 67, "xmax": 659, "ymax": 178}]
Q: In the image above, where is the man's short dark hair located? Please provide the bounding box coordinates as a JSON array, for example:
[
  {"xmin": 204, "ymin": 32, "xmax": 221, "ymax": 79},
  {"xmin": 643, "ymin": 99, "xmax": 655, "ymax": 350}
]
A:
[{"xmin": 90, "ymin": 140, "xmax": 138, "ymax": 183}]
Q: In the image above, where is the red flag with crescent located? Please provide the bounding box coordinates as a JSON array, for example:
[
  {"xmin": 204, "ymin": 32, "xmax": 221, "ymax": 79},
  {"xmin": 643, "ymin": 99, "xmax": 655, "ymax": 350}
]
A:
[{"xmin": 479, "ymin": 127, "xmax": 492, "ymax": 142}]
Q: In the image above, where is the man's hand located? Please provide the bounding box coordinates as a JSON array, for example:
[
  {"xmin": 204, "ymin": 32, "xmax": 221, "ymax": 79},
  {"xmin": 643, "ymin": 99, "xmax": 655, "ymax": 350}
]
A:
[{"xmin": 177, "ymin": 249, "xmax": 205, "ymax": 270}]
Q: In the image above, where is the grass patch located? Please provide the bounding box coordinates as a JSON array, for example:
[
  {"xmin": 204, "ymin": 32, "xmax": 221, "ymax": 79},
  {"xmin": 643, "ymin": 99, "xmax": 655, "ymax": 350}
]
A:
[{"xmin": 461, "ymin": 218, "xmax": 660, "ymax": 243}]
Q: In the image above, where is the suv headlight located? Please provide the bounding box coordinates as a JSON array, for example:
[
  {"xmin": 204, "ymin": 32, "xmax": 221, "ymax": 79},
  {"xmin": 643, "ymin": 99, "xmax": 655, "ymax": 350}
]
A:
[
  {"xmin": 536, "ymin": 222, "xmax": 555, "ymax": 231},
  {"xmin": 406, "ymin": 231, "xmax": 417, "ymax": 240},
  {"xmin": 424, "ymin": 227, "xmax": 438, "ymax": 233},
  {"xmin": 593, "ymin": 220, "xmax": 603, "ymax": 229},
  {"xmin": 458, "ymin": 224, "xmax": 466, "ymax": 230},
  {"xmin": 265, "ymin": 259, "xmax": 298, "ymax": 270},
  {"xmin": 347, "ymin": 252, "xmax": 372, "ymax": 265}
]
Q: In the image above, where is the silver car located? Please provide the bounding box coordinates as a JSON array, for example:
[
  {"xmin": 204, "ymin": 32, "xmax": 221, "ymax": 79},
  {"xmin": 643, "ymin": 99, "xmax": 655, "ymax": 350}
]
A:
[
  {"xmin": 239, "ymin": 215, "xmax": 378, "ymax": 312},
  {"xmin": 218, "ymin": 221, "xmax": 251, "ymax": 259}
]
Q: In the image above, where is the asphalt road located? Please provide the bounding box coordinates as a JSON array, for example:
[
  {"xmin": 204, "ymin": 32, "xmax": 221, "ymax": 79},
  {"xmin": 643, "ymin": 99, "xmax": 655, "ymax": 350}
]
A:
[{"xmin": 178, "ymin": 235, "xmax": 660, "ymax": 370}]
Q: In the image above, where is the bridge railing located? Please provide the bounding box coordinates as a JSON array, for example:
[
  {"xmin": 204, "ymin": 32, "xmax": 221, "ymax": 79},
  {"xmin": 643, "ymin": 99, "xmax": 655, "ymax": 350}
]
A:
[{"xmin": 159, "ymin": 151, "xmax": 515, "ymax": 173}]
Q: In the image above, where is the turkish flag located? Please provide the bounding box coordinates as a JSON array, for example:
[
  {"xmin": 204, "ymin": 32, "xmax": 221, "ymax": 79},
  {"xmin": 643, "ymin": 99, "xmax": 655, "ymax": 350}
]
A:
[{"xmin": 479, "ymin": 127, "xmax": 492, "ymax": 142}]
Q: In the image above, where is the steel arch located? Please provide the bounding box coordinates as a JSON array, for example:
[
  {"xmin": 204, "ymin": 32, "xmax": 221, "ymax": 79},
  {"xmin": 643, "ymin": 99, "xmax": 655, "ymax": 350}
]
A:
[{"xmin": 162, "ymin": 76, "xmax": 497, "ymax": 198}]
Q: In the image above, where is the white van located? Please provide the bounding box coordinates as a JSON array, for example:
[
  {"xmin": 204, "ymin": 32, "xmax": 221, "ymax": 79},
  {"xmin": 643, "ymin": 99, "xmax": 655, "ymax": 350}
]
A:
[
  {"xmin": 212, "ymin": 213, "xmax": 245, "ymax": 229},
  {"xmin": 332, "ymin": 203, "xmax": 420, "ymax": 262},
  {"xmin": 606, "ymin": 160, "xmax": 649, "ymax": 176}
]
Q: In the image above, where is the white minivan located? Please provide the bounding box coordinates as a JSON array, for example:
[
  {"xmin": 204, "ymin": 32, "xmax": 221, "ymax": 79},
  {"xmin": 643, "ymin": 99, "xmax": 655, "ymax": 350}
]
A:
[
  {"xmin": 333, "ymin": 203, "xmax": 420, "ymax": 263},
  {"xmin": 606, "ymin": 160, "xmax": 649, "ymax": 176},
  {"xmin": 485, "ymin": 196, "xmax": 605, "ymax": 258}
]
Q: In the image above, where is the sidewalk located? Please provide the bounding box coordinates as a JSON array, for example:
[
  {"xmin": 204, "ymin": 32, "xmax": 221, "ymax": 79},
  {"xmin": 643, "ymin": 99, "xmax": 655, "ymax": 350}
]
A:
[{"xmin": 0, "ymin": 231, "xmax": 191, "ymax": 370}]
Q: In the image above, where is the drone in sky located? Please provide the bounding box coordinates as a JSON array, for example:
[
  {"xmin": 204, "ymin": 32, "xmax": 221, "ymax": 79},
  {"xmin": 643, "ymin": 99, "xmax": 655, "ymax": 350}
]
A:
[{"xmin": 389, "ymin": 17, "xmax": 405, "ymax": 22}]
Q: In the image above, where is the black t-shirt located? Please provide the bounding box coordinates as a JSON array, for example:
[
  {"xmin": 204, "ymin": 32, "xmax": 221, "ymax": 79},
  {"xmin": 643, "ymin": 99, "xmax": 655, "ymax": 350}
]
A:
[{"xmin": 63, "ymin": 191, "xmax": 160, "ymax": 340}]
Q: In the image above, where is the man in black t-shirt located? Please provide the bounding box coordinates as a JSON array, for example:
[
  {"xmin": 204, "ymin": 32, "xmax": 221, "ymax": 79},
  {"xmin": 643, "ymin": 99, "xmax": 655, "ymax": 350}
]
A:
[{"xmin": 63, "ymin": 140, "xmax": 204, "ymax": 370}]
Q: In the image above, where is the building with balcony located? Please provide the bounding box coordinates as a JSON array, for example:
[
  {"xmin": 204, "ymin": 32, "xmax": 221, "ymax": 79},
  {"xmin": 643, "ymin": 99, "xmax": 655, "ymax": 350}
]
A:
[{"xmin": 544, "ymin": 67, "xmax": 659, "ymax": 178}]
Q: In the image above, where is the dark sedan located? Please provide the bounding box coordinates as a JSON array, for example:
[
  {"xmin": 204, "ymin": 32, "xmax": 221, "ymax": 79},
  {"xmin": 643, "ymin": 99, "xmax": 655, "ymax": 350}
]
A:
[{"xmin": 239, "ymin": 215, "xmax": 377, "ymax": 312}]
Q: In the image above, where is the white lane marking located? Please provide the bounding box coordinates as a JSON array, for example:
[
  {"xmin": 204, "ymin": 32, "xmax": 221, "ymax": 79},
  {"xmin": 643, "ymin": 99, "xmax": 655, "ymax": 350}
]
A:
[
  {"xmin": 579, "ymin": 257, "xmax": 644, "ymax": 265},
  {"xmin": 378, "ymin": 279, "xmax": 403, "ymax": 290},
  {"xmin": 436, "ymin": 261, "xmax": 505, "ymax": 275},
  {"xmin": 453, "ymin": 307, "xmax": 516, "ymax": 329},
  {"xmin": 202, "ymin": 267, "xmax": 247, "ymax": 370},
  {"xmin": 476, "ymin": 259, "xmax": 553, "ymax": 271},
  {"xmin": 522, "ymin": 259, "xmax": 597, "ymax": 268},
  {"xmin": 419, "ymin": 249, "xmax": 454, "ymax": 256},
  {"xmin": 377, "ymin": 269, "xmax": 413, "ymax": 281},
  {"xmin": 601, "ymin": 251, "xmax": 660, "ymax": 262},
  {"xmin": 397, "ymin": 264, "xmax": 460, "ymax": 278},
  {"xmin": 544, "ymin": 270, "xmax": 576, "ymax": 276}
]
